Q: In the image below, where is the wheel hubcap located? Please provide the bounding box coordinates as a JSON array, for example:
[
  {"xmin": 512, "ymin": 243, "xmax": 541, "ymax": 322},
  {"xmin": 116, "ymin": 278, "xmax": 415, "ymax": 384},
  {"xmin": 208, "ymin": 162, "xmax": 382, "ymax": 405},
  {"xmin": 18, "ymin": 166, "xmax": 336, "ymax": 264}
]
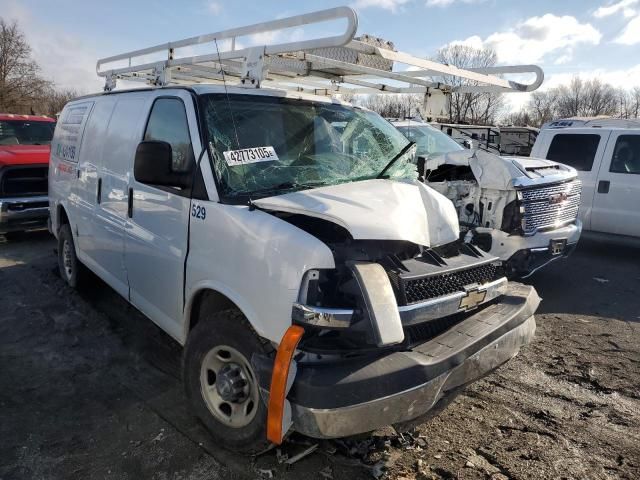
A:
[
  {"xmin": 62, "ymin": 240, "xmax": 73, "ymax": 280},
  {"xmin": 200, "ymin": 345, "xmax": 259, "ymax": 428}
]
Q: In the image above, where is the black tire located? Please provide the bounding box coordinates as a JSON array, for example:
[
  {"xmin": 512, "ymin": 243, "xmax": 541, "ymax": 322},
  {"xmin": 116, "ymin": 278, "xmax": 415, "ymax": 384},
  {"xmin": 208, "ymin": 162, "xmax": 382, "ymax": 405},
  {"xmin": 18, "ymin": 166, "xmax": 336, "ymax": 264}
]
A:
[
  {"xmin": 57, "ymin": 223, "xmax": 83, "ymax": 288},
  {"xmin": 183, "ymin": 308, "xmax": 274, "ymax": 455}
]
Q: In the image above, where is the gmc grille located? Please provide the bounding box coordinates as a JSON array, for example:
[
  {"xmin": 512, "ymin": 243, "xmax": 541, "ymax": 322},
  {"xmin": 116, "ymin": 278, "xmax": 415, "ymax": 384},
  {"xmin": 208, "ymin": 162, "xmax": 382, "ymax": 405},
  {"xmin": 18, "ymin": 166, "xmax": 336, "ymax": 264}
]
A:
[
  {"xmin": 0, "ymin": 165, "xmax": 48, "ymax": 198},
  {"xmin": 520, "ymin": 180, "xmax": 581, "ymax": 235}
]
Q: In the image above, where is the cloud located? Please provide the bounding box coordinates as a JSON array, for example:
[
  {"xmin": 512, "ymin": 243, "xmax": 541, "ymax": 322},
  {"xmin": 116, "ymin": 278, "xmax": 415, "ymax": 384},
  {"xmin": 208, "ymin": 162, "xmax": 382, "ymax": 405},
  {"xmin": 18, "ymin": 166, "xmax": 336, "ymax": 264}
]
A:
[
  {"xmin": 206, "ymin": 1, "xmax": 222, "ymax": 14},
  {"xmin": 3, "ymin": 0, "xmax": 103, "ymax": 93},
  {"xmin": 544, "ymin": 64, "xmax": 640, "ymax": 89},
  {"xmin": 350, "ymin": 0, "xmax": 411, "ymax": 13},
  {"xmin": 505, "ymin": 63, "xmax": 640, "ymax": 112},
  {"xmin": 593, "ymin": 0, "xmax": 638, "ymax": 18},
  {"xmin": 614, "ymin": 14, "xmax": 640, "ymax": 43},
  {"xmin": 450, "ymin": 14, "xmax": 602, "ymax": 65},
  {"xmin": 426, "ymin": 0, "xmax": 486, "ymax": 6}
]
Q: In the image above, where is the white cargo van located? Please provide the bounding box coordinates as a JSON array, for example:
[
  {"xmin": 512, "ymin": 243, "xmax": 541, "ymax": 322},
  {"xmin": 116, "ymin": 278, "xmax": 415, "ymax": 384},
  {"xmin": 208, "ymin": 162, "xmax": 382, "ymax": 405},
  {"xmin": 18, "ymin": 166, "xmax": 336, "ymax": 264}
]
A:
[
  {"xmin": 392, "ymin": 120, "xmax": 582, "ymax": 277},
  {"xmin": 532, "ymin": 121, "xmax": 640, "ymax": 239},
  {"xmin": 49, "ymin": 7, "xmax": 544, "ymax": 453}
]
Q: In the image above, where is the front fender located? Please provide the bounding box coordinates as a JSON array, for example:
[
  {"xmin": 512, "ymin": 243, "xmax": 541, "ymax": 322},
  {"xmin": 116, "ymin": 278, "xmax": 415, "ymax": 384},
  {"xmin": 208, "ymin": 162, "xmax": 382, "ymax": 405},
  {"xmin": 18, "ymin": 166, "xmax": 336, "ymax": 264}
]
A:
[{"xmin": 184, "ymin": 202, "xmax": 335, "ymax": 344}]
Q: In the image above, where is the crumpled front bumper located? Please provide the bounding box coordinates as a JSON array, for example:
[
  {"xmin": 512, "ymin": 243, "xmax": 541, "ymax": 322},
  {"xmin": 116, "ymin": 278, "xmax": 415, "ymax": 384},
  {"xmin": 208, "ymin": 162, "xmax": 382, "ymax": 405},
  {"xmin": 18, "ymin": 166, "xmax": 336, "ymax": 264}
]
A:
[
  {"xmin": 0, "ymin": 195, "xmax": 49, "ymax": 233},
  {"xmin": 285, "ymin": 282, "xmax": 538, "ymax": 439},
  {"xmin": 475, "ymin": 221, "xmax": 582, "ymax": 278}
]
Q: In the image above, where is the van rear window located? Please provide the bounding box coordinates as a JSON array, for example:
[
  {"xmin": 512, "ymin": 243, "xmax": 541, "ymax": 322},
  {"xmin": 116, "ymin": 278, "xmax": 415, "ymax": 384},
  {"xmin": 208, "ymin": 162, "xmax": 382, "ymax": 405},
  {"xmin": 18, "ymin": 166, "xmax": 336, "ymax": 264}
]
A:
[{"xmin": 546, "ymin": 134, "xmax": 600, "ymax": 171}]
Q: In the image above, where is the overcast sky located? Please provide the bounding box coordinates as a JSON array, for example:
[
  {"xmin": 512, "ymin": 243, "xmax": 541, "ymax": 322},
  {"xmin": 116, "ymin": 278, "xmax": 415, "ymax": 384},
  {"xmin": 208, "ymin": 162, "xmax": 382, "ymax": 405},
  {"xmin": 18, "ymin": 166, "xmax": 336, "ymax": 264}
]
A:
[{"xmin": 3, "ymin": 0, "xmax": 640, "ymax": 111}]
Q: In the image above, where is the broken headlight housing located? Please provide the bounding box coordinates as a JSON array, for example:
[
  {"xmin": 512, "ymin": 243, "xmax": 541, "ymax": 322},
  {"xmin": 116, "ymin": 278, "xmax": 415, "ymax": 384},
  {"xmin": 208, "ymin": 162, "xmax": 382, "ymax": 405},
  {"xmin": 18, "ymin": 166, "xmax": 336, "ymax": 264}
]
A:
[
  {"xmin": 292, "ymin": 267, "xmax": 401, "ymax": 353},
  {"xmin": 501, "ymin": 197, "xmax": 525, "ymax": 235}
]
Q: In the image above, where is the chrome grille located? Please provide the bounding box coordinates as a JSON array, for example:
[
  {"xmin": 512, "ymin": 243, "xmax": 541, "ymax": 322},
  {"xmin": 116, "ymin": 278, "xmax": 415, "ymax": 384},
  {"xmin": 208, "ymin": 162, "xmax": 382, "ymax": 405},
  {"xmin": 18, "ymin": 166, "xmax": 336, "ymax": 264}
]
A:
[{"xmin": 520, "ymin": 180, "xmax": 581, "ymax": 234}]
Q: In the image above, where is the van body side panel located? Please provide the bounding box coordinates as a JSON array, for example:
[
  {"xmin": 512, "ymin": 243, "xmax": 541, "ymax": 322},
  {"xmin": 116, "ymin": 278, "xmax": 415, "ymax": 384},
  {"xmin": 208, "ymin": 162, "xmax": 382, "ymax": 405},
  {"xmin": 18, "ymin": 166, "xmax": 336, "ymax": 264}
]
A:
[
  {"xmin": 91, "ymin": 95, "xmax": 148, "ymax": 298},
  {"xmin": 183, "ymin": 203, "xmax": 335, "ymax": 344},
  {"xmin": 590, "ymin": 132, "xmax": 640, "ymax": 237},
  {"xmin": 74, "ymin": 98, "xmax": 117, "ymax": 256},
  {"xmin": 124, "ymin": 90, "xmax": 198, "ymax": 341},
  {"xmin": 49, "ymin": 101, "xmax": 94, "ymax": 238}
]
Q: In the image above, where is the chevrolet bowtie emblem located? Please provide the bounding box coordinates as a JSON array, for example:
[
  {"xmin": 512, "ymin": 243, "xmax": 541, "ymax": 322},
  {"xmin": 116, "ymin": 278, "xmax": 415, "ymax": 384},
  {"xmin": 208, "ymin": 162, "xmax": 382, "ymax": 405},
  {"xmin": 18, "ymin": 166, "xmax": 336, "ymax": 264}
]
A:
[{"xmin": 459, "ymin": 289, "xmax": 487, "ymax": 311}]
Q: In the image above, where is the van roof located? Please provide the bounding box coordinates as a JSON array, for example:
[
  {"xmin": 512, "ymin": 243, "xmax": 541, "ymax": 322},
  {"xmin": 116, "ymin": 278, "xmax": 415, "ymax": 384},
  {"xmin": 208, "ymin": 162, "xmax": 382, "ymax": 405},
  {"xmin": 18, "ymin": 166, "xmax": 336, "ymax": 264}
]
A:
[{"xmin": 70, "ymin": 83, "xmax": 354, "ymax": 106}]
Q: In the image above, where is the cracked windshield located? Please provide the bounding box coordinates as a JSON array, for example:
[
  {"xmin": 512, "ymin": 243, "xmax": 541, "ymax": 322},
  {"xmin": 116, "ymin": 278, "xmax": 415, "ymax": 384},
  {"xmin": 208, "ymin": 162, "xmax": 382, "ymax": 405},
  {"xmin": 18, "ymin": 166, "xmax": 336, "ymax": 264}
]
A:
[{"xmin": 202, "ymin": 94, "xmax": 417, "ymax": 197}]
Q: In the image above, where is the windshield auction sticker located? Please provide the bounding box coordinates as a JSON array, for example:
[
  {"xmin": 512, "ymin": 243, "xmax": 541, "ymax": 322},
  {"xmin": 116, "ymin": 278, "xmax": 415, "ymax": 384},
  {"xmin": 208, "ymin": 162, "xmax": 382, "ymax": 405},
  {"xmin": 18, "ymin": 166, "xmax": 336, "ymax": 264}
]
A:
[{"xmin": 223, "ymin": 147, "xmax": 279, "ymax": 166}]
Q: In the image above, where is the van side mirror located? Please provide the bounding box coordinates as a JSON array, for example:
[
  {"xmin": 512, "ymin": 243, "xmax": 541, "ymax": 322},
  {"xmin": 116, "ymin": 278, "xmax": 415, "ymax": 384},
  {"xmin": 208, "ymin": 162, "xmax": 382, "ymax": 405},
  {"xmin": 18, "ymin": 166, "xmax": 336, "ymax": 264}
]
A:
[
  {"xmin": 134, "ymin": 141, "xmax": 191, "ymax": 189},
  {"xmin": 463, "ymin": 139, "xmax": 473, "ymax": 149}
]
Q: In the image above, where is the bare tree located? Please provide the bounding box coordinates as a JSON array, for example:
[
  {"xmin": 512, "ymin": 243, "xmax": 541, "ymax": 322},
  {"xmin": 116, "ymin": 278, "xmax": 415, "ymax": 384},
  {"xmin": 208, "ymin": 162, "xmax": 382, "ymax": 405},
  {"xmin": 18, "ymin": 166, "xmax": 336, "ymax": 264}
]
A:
[
  {"xmin": 433, "ymin": 44, "xmax": 506, "ymax": 125},
  {"xmin": 526, "ymin": 89, "xmax": 559, "ymax": 126},
  {"xmin": 502, "ymin": 109, "xmax": 534, "ymax": 127},
  {"xmin": 0, "ymin": 18, "xmax": 50, "ymax": 113},
  {"xmin": 39, "ymin": 87, "xmax": 80, "ymax": 116},
  {"xmin": 518, "ymin": 76, "xmax": 628, "ymax": 127},
  {"xmin": 356, "ymin": 94, "xmax": 423, "ymax": 119},
  {"xmin": 554, "ymin": 77, "xmax": 618, "ymax": 118},
  {"xmin": 618, "ymin": 87, "xmax": 640, "ymax": 119}
]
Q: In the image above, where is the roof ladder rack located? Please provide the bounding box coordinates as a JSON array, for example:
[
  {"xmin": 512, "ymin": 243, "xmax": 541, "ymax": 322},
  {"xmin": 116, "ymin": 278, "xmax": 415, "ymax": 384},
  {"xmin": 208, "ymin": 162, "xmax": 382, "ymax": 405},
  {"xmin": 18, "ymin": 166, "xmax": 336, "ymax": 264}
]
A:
[{"xmin": 96, "ymin": 6, "xmax": 544, "ymax": 114}]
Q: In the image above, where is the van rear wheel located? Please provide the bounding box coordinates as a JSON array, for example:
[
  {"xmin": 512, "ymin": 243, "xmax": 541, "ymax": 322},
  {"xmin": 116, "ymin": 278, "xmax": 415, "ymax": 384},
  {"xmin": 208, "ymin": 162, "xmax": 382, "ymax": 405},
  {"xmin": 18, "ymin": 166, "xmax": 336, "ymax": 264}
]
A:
[
  {"xmin": 57, "ymin": 224, "xmax": 83, "ymax": 288},
  {"xmin": 183, "ymin": 308, "xmax": 274, "ymax": 455}
]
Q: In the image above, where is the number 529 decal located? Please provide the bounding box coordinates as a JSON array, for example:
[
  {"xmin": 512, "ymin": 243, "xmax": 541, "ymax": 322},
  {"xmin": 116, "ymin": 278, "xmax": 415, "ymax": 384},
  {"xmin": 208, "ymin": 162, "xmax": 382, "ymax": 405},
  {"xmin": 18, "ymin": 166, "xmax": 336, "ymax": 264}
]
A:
[{"xmin": 191, "ymin": 204, "xmax": 206, "ymax": 220}]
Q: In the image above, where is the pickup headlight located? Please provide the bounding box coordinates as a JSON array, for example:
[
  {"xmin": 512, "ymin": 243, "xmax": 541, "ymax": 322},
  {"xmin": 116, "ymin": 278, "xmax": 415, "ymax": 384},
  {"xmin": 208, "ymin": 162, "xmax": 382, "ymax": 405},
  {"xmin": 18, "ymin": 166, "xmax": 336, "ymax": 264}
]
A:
[{"xmin": 501, "ymin": 199, "xmax": 524, "ymax": 234}]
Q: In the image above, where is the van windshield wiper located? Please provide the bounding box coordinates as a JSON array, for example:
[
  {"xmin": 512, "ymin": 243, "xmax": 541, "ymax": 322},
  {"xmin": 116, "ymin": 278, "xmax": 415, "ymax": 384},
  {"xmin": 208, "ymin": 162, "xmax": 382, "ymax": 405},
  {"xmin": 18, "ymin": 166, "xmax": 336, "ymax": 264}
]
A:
[
  {"xmin": 247, "ymin": 180, "xmax": 327, "ymax": 197},
  {"xmin": 376, "ymin": 141, "xmax": 416, "ymax": 179}
]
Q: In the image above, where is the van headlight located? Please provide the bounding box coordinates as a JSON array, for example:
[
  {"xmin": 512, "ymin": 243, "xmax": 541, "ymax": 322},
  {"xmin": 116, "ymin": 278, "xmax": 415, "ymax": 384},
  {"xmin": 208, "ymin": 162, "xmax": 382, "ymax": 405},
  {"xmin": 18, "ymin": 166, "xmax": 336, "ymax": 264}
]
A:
[
  {"xmin": 292, "ymin": 269, "xmax": 356, "ymax": 329},
  {"xmin": 292, "ymin": 266, "xmax": 405, "ymax": 347}
]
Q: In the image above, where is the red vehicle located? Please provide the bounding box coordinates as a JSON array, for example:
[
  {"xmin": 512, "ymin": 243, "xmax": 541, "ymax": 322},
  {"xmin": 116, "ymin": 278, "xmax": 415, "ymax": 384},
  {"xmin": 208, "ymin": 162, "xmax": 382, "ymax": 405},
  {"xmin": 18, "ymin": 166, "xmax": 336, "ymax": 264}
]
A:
[{"xmin": 0, "ymin": 114, "xmax": 56, "ymax": 235}]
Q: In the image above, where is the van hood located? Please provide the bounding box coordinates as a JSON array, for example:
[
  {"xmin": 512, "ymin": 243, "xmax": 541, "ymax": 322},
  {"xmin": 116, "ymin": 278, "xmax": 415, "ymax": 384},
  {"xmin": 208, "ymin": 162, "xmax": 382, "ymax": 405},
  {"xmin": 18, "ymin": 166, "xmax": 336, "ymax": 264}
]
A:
[
  {"xmin": 425, "ymin": 150, "xmax": 576, "ymax": 190},
  {"xmin": 253, "ymin": 179, "xmax": 459, "ymax": 248},
  {"xmin": 0, "ymin": 145, "xmax": 51, "ymax": 167}
]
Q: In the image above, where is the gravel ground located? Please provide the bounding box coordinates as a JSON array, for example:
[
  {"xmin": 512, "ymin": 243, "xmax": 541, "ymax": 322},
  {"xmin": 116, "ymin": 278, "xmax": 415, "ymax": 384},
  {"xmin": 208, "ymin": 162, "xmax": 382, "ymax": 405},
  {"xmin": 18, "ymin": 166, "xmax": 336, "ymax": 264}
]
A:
[{"xmin": 0, "ymin": 231, "xmax": 638, "ymax": 480}]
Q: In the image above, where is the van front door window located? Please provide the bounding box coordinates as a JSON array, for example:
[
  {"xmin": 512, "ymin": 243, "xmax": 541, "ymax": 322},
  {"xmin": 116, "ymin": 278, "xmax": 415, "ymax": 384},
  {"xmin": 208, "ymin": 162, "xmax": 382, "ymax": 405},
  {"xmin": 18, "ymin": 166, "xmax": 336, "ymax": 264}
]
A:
[{"xmin": 144, "ymin": 98, "xmax": 195, "ymax": 173}]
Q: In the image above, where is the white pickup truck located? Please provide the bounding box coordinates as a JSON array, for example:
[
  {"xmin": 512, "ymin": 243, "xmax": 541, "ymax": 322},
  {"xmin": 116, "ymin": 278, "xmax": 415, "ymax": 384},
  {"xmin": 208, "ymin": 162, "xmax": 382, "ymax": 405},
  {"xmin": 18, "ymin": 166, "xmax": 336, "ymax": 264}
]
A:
[
  {"xmin": 532, "ymin": 120, "xmax": 640, "ymax": 239},
  {"xmin": 393, "ymin": 120, "xmax": 582, "ymax": 277}
]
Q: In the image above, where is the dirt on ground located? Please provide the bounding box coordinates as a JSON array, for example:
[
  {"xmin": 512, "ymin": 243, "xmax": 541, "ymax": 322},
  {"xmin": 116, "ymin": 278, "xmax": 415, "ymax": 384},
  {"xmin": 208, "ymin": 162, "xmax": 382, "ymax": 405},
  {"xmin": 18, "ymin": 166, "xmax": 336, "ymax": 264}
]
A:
[{"xmin": 0, "ymin": 231, "xmax": 638, "ymax": 480}]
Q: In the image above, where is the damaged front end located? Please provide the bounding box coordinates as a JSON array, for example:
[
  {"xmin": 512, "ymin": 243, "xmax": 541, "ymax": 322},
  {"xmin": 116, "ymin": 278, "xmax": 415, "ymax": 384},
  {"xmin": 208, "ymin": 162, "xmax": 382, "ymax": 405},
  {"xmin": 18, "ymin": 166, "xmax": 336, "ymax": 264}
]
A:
[
  {"xmin": 251, "ymin": 184, "xmax": 539, "ymax": 441},
  {"xmin": 423, "ymin": 149, "xmax": 582, "ymax": 277}
]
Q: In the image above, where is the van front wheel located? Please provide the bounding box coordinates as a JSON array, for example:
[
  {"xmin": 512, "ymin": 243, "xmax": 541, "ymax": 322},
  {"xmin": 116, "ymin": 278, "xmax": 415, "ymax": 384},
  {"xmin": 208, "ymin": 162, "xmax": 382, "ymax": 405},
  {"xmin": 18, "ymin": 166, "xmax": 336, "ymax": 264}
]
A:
[{"xmin": 183, "ymin": 309, "xmax": 274, "ymax": 455}]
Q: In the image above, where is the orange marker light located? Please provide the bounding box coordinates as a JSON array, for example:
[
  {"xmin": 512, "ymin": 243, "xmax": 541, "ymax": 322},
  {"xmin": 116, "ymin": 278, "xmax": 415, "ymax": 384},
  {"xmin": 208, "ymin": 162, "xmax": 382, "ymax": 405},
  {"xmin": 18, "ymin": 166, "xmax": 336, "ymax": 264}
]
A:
[{"xmin": 267, "ymin": 325, "xmax": 304, "ymax": 444}]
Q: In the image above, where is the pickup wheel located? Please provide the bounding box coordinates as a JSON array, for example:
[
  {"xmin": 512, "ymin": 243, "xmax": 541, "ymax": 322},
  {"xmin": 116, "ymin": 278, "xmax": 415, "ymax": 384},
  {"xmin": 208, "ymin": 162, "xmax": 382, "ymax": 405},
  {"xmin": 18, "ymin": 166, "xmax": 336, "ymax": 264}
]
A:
[
  {"xmin": 183, "ymin": 309, "xmax": 274, "ymax": 455},
  {"xmin": 57, "ymin": 224, "xmax": 83, "ymax": 288}
]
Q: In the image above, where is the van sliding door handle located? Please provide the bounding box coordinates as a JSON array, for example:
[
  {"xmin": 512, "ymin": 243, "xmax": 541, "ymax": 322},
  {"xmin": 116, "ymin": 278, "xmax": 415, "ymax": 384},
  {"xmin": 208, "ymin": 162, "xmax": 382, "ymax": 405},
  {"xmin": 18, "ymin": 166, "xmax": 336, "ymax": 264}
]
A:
[
  {"xmin": 96, "ymin": 178, "xmax": 102, "ymax": 204},
  {"xmin": 597, "ymin": 180, "xmax": 610, "ymax": 194},
  {"xmin": 127, "ymin": 187, "xmax": 133, "ymax": 218}
]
